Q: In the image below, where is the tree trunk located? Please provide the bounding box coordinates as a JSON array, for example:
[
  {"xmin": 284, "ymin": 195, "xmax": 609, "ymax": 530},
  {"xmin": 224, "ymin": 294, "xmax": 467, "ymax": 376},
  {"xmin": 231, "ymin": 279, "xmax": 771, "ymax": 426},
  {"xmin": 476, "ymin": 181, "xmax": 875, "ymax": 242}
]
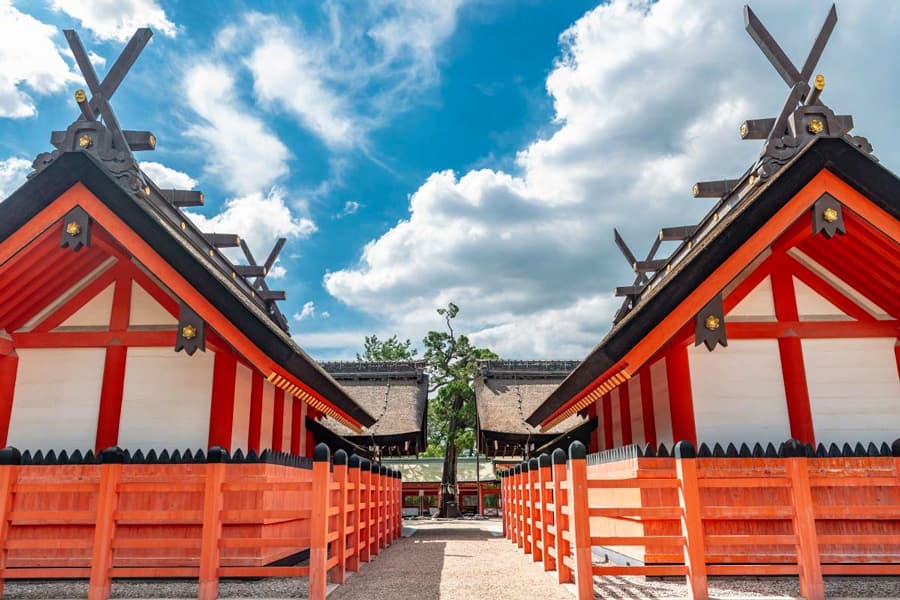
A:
[{"xmin": 438, "ymin": 390, "xmax": 465, "ymax": 518}]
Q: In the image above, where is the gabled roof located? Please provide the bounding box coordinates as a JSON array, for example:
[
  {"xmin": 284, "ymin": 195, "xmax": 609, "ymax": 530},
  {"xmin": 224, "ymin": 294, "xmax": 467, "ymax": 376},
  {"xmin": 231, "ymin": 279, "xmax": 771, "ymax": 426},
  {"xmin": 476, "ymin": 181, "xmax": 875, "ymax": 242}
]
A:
[
  {"xmin": 0, "ymin": 151, "xmax": 375, "ymax": 430},
  {"xmin": 529, "ymin": 137, "xmax": 900, "ymax": 428},
  {"xmin": 315, "ymin": 361, "xmax": 428, "ymax": 455}
]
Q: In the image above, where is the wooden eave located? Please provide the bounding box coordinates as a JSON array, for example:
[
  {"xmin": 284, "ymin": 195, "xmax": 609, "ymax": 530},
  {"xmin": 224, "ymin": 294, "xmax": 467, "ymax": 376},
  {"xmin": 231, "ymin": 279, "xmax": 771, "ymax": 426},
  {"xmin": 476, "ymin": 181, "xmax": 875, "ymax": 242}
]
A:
[
  {"xmin": 0, "ymin": 151, "xmax": 375, "ymax": 430},
  {"xmin": 528, "ymin": 137, "xmax": 900, "ymax": 429}
]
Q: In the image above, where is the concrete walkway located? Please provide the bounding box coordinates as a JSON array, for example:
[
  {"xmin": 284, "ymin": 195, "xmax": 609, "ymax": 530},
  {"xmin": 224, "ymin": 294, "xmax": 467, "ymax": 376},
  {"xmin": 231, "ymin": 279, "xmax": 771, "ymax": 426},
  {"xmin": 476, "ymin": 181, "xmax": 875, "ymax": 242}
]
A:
[{"xmin": 329, "ymin": 519, "xmax": 575, "ymax": 600}]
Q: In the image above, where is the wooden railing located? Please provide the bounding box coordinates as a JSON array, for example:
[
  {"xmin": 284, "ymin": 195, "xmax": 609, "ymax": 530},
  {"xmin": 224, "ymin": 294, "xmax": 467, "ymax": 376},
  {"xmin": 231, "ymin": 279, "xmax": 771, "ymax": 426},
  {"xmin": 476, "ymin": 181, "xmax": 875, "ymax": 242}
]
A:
[
  {"xmin": 500, "ymin": 439, "xmax": 900, "ymax": 600},
  {"xmin": 0, "ymin": 443, "xmax": 402, "ymax": 600}
]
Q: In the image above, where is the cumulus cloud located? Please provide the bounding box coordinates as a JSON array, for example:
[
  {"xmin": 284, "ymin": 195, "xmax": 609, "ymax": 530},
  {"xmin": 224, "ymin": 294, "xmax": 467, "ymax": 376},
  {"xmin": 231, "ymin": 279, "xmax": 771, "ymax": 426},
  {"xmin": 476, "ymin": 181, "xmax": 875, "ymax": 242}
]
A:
[
  {"xmin": 0, "ymin": 4, "xmax": 79, "ymax": 118},
  {"xmin": 0, "ymin": 157, "xmax": 32, "ymax": 199},
  {"xmin": 324, "ymin": 0, "xmax": 900, "ymax": 357},
  {"xmin": 140, "ymin": 161, "xmax": 197, "ymax": 190},
  {"xmin": 184, "ymin": 63, "xmax": 290, "ymax": 196},
  {"xmin": 186, "ymin": 188, "xmax": 317, "ymax": 266},
  {"xmin": 51, "ymin": 0, "xmax": 177, "ymax": 42},
  {"xmin": 293, "ymin": 301, "xmax": 316, "ymax": 322}
]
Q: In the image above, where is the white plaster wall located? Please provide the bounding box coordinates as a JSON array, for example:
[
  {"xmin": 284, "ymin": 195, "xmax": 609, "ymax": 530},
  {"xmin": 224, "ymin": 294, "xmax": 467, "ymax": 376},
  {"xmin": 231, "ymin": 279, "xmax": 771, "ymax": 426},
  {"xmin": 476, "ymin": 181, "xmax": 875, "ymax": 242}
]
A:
[
  {"xmin": 230, "ymin": 363, "xmax": 252, "ymax": 452},
  {"xmin": 118, "ymin": 347, "xmax": 214, "ymax": 450},
  {"xmin": 59, "ymin": 284, "xmax": 114, "ymax": 328},
  {"xmin": 129, "ymin": 282, "xmax": 176, "ymax": 326},
  {"xmin": 650, "ymin": 358, "xmax": 673, "ymax": 445},
  {"xmin": 628, "ymin": 376, "xmax": 644, "ymax": 446},
  {"xmin": 9, "ymin": 348, "xmax": 105, "ymax": 451},
  {"xmin": 728, "ymin": 276, "xmax": 776, "ymax": 320},
  {"xmin": 688, "ymin": 340, "xmax": 791, "ymax": 445},
  {"xmin": 282, "ymin": 394, "xmax": 293, "ymax": 451},
  {"xmin": 803, "ymin": 338, "xmax": 900, "ymax": 444},
  {"xmin": 610, "ymin": 388, "xmax": 622, "ymax": 447},
  {"xmin": 260, "ymin": 381, "xmax": 274, "ymax": 450},
  {"xmin": 793, "ymin": 277, "xmax": 849, "ymax": 320}
]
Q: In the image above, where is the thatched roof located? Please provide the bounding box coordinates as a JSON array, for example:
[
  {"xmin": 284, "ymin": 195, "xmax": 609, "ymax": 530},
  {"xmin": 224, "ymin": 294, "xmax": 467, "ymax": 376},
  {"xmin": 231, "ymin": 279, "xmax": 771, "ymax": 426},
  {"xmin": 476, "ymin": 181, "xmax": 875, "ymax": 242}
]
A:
[
  {"xmin": 475, "ymin": 360, "xmax": 590, "ymax": 457},
  {"xmin": 383, "ymin": 457, "xmax": 497, "ymax": 484},
  {"xmin": 315, "ymin": 361, "xmax": 428, "ymax": 455}
]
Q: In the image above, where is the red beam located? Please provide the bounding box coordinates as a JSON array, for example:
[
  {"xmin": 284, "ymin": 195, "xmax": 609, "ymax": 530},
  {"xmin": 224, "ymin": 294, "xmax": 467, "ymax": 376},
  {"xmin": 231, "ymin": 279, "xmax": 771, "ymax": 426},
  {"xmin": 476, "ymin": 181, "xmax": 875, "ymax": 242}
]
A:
[
  {"xmin": 639, "ymin": 365, "xmax": 657, "ymax": 448},
  {"xmin": 0, "ymin": 337, "xmax": 12, "ymax": 356},
  {"xmin": 290, "ymin": 395, "xmax": 303, "ymax": 455},
  {"xmin": 248, "ymin": 372, "xmax": 263, "ymax": 452},
  {"xmin": 0, "ymin": 353, "xmax": 18, "ymax": 447},
  {"xmin": 666, "ymin": 344, "xmax": 696, "ymax": 446},
  {"xmin": 12, "ymin": 330, "xmax": 175, "ymax": 348},
  {"xmin": 619, "ymin": 382, "xmax": 632, "ymax": 446},
  {"xmin": 33, "ymin": 263, "xmax": 121, "ymax": 332},
  {"xmin": 95, "ymin": 346, "xmax": 127, "ymax": 451},
  {"xmin": 271, "ymin": 387, "xmax": 284, "ymax": 452},
  {"xmin": 0, "ymin": 248, "xmax": 86, "ymax": 323},
  {"xmin": 785, "ymin": 256, "xmax": 875, "ymax": 322},
  {"xmin": 726, "ymin": 320, "xmax": 899, "ymax": 339},
  {"xmin": 602, "ymin": 393, "xmax": 613, "ymax": 450},
  {"xmin": 208, "ymin": 352, "xmax": 237, "ymax": 450}
]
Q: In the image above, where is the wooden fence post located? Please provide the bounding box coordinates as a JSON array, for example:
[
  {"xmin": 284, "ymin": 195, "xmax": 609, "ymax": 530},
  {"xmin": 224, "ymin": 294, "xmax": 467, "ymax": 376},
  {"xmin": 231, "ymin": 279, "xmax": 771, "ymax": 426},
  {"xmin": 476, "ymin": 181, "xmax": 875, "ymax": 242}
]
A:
[
  {"xmin": 198, "ymin": 446, "xmax": 228, "ymax": 600},
  {"xmin": 538, "ymin": 453, "xmax": 553, "ymax": 572},
  {"xmin": 522, "ymin": 461, "xmax": 533, "ymax": 554},
  {"xmin": 396, "ymin": 470, "xmax": 402, "ymax": 539},
  {"xmin": 551, "ymin": 448, "xmax": 569, "ymax": 582},
  {"xmin": 0, "ymin": 447, "xmax": 21, "ymax": 597},
  {"xmin": 511, "ymin": 465, "xmax": 519, "ymax": 545},
  {"xmin": 347, "ymin": 454, "xmax": 362, "ymax": 573},
  {"xmin": 674, "ymin": 441, "xmax": 709, "ymax": 600},
  {"xmin": 379, "ymin": 465, "xmax": 387, "ymax": 548},
  {"xmin": 371, "ymin": 462, "xmax": 381, "ymax": 556},
  {"xmin": 309, "ymin": 443, "xmax": 331, "ymax": 600},
  {"xmin": 359, "ymin": 458, "xmax": 371, "ymax": 564},
  {"xmin": 567, "ymin": 442, "xmax": 593, "ymax": 600},
  {"xmin": 784, "ymin": 439, "xmax": 824, "ymax": 600},
  {"xmin": 331, "ymin": 449, "xmax": 349, "ymax": 584},
  {"xmin": 89, "ymin": 447, "xmax": 124, "ymax": 600},
  {"xmin": 501, "ymin": 470, "xmax": 508, "ymax": 539},
  {"xmin": 528, "ymin": 457, "xmax": 542, "ymax": 562}
]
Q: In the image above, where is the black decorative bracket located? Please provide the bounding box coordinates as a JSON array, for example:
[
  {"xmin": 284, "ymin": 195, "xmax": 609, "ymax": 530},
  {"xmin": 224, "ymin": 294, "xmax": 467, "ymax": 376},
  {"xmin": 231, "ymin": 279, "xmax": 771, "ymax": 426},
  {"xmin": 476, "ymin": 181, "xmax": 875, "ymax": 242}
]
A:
[
  {"xmin": 175, "ymin": 303, "xmax": 206, "ymax": 356},
  {"xmin": 811, "ymin": 193, "xmax": 846, "ymax": 239},
  {"xmin": 60, "ymin": 206, "xmax": 92, "ymax": 251},
  {"xmin": 694, "ymin": 293, "xmax": 727, "ymax": 352}
]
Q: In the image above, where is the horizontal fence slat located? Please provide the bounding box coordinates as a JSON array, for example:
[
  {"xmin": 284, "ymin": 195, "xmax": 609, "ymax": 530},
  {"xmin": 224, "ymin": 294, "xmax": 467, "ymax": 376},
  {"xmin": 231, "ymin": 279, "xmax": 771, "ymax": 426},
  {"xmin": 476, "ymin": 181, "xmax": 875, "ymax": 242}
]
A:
[
  {"xmin": 589, "ymin": 507, "xmax": 682, "ymax": 519},
  {"xmin": 13, "ymin": 482, "xmax": 97, "ymax": 493},
  {"xmin": 705, "ymin": 534, "xmax": 797, "ymax": 546},
  {"xmin": 9, "ymin": 510, "xmax": 95, "ymax": 523},
  {"xmin": 698, "ymin": 478, "xmax": 791, "ymax": 488},
  {"xmin": 707, "ymin": 564, "xmax": 799, "ymax": 576},
  {"xmin": 4, "ymin": 538, "xmax": 93, "ymax": 549},
  {"xmin": 118, "ymin": 482, "xmax": 204, "ymax": 493},
  {"xmin": 218, "ymin": 566, "xmax": 310, "ymax": 578},
  {"xmin": 702, "ymin": 506, "xmax": 793, "ymax": 519},
  {"xmin": 219, "ymin": 537, "xmax": 310, "ymax": 548},
  {"xmin": 221, "ymin": 509, "xmax": 312, "ymax": 521},
  {"xmin": 593, "ymin": 565, "xmax": 688, "ymax": 576},
  {"xmin": 818, "ymin": 534, "xmax": 900, "ymax": 545},
  {"xmin": 592, "ymin": 535, "xmax": 684, "ymax": 546},
  {"xmin": 821, "ymin": 564, "xmax": 900, "ymax": 575},
  {"xmin": 587, "ymin": 478, "xmax": 679, "ymax": 489},
  {"xmin": 2, "ymin": 567, "xmax": 92, "ymax": 579},
  {"xmin": 116, "ymin": 510, "xmax": 201, "ymax": 523},
  {"xmin": 815, "ymin": 506, "xmax": 900, "ymax": 519},
  {"xmin": 111, "ymin": 567, "xmax": 199, "ymax": 578},
  {"xmin": 113, "ymin": 538, "xmax": 201, "ymax": 549},
  {"xmin": 809, "ymin": 477, "xmax": 899, "ymax": 487}
]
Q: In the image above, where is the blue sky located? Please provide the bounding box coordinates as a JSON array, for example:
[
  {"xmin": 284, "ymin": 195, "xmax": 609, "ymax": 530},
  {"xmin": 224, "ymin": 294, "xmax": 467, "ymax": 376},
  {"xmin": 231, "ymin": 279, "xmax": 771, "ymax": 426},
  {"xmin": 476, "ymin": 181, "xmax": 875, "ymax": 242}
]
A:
[{"xmin": 2, "ymin": 0, "xmax": 899, "ymax": 360}]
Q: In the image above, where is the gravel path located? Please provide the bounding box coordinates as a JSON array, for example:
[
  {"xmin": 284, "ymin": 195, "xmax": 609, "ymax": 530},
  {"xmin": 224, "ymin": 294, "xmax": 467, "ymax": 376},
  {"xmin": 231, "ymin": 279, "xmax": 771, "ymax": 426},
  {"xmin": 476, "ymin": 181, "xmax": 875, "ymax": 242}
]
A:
[{"xmin": 329, "ymin": 519, "xmax": 575, "ymax": 600}]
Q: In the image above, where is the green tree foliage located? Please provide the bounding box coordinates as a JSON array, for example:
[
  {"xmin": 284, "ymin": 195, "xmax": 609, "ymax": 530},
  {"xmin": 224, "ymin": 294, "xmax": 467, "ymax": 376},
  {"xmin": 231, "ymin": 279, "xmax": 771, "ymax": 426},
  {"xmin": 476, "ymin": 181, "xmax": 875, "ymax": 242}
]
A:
[{"xmin": 356, "ymin": 334, "xmax": 417, "ymax": 361}]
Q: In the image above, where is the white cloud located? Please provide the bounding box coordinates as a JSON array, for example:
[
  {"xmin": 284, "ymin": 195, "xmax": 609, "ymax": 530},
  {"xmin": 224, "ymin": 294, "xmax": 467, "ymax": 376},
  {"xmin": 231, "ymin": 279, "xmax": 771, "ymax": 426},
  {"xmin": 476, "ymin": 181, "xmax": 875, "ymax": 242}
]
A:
[
  {"xmin": 184, "ymin": 62, "xmax": 290, "ymax": 196},
  {"xmin": 293, "ymin": 301, "xmax": 316, "ymax": 322},
  {"xmin": 0, "ymin": 4, "xmax": 78, "ymax": 118},
  {"xmin": 324, "ymin": 0, "xmax": 900, "ymax": 357},
  {"xmin": 0, "ymin": 157, "xmax": 32, "ymax": 199},
  {"xmin": 335, "ymin": 200, "xmax": 359, "ymax": 218},
  {"xmin": 140, "ymin": 161, "xmax": 197, "ymax": 189},
  {"xmin": 51, "ymin": 0, "xmax": 176, "ymax": 42},
  {"xmin": 186, "ymin": 187, "xmax": 316, "ymax": 275}
]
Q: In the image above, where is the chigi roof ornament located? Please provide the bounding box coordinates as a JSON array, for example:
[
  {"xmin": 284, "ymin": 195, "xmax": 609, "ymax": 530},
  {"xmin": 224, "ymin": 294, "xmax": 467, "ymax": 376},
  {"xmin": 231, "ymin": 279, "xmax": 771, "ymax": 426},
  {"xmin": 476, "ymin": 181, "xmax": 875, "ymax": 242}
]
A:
[
  {"xmin": 28, "ymin": 27, "xmax": 292, "ymax": 332},
  {"xmin": 612, "ymin": 3, "xmax": 874, "ymax": 325}
]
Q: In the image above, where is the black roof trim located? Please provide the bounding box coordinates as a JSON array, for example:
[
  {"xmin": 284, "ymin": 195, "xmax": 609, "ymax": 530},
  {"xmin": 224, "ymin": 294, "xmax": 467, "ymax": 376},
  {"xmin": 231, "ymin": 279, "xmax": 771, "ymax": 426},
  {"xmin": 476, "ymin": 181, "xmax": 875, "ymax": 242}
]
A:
[
  {"xmin": 528, "ymin": 138, "xmax": 900, "ymax": 426},
  {"xmin": 0, "ymin": 152, "xmax": 374, "ymax": 428}
]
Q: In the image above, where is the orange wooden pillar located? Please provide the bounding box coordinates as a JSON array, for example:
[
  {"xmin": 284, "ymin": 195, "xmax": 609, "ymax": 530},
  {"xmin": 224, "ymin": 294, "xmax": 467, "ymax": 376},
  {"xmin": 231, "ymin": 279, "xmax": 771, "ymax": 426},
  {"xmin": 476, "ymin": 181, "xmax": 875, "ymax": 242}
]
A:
[
  {"xmin": 537, "ymin": 454, "xmax": 554, "ymax": 572},
  {"xmin": 208, "ymin": 353, "xmax": 237, "ymax": 450},
  {"xmin": 521, "ymin": 461, "xmax": 532, "ymax": 554},
  {"xmin": 359, "ymin": 458, "xmax": 372, "ymax": 564},
  {"xmin": 309, "ymin": 443, "xmax": 331, "ymax": 600},
  {"xmin": 528, "ymin": 457, "xmax": 542, "ymax": 562},
  {"xmin": 667, "ymin": 345, "xmax": 697, "ymax": 446},
  {"xmin": 552, "ymin": 448, "xmax": 572, "ymax": 583},
  {"xmin": 373, "ymin": 463, "xmax": 383, "ymax": 553},
  {"xmin": 0, "ymin": 354, "xmax": 18, "ymax": 447},
  {"xmin": 198, "ymin": 447, "xmax": 227, "ymax": 600},
  {"xmin": 346, "ymin": 454, "xmax": 362, "ymax": 573},
  {"xmin": 511, "ymin": 466, "xmax": 520, "ymax": 545},
  {"xmin": 674, "ymin": 441, "xmax": 708, "ymax": 600},
  {"xmin": 331, "ymin": 449, "xmax": 349, "ymax": 584},
  {"xmin": 785, "ymin": 440, "xmax": 824, "ymax": 600},
  {"xmin": 88, "ymin": 447, "xmax": 124, "ymax": 600},
  {"xmin": 0, "ymin": 447, "xmax": 21, "ymax": 597},
  {"xmin": 369, "ymin": 461, "xmax": 379, "ymax": 557},
  {"xmin": 567, "ymin": 442, "xmax": 593, "ymax": 599}
]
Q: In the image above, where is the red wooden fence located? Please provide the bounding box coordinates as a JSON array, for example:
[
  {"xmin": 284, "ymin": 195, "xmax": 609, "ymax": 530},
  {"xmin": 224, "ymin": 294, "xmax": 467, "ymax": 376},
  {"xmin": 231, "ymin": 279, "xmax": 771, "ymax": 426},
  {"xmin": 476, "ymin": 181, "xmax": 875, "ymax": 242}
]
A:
[
  {"xmin": 0, "ymin": 443, "xmax": 402, "ymax": 600},
  {"xmin": 500, "ymin": 440, "xmax": 900, "ymax": 600}
]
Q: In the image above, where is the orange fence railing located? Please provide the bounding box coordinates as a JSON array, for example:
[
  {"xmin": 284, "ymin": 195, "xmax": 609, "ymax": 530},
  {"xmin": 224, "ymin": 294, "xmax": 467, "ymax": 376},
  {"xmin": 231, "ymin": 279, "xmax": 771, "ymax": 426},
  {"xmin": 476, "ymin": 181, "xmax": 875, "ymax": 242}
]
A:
[
  {"xmin": 500, "ymin": 439, "xmax": 900, "ymax": 600},
  {"xmin": 0, "ymin": 443, "xmax": 402, "ymax": 600}
]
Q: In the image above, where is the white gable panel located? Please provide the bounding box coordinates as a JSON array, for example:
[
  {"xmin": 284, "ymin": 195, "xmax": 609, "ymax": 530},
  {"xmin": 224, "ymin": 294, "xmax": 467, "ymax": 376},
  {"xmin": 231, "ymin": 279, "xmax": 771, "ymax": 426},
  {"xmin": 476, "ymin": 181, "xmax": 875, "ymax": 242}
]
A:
[
  {"xmin": 650, "ymin": 358, "xmax": 673, "ymax": 446},
  {"xmin": 231, "ymin": 363, "xmax": 252, "ymax": 453},
  {"xmin": 728, "ymin": 276, "xmax": 776, "ymax": 320},
  {"xmin": 260, "ymin": 381, "xmax": 275, "ymax": 450},
  {"xmin": 58, "ymin": 283, "xmax": 114, "ymax": 328},
  {"xmin": 793, "ymin": 277, "xmax": 851, "ymax": 321},
  {"xmin": 129, "ymin": 281, "xmax": 176, "ymax": 326},
  {"xmin": 9, "ymin": 348, "xmax": 105, "ymax": 451}
]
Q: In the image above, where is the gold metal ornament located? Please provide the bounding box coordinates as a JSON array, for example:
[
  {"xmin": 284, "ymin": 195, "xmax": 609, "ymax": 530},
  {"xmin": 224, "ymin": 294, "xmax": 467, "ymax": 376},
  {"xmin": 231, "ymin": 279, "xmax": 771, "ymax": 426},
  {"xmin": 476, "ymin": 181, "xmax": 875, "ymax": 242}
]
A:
[
  {"xmin": 740, "ymin": 123, "xmax": 749, "ymax": 138},
  {"xmin": 704, "ymin": 314, "xmax": 721, "ymax": 331},
  {"xmin": 78, "ymin": 135, "xmax": 92, "ymax": 148},
  {"xmin": 807, "ymin": 119, "xmax": 825, "ymax": 134},
  {"xmin": 148, "ymin": 134, "xmax": 156, "ymax": 149},
  {"xmin": 74, "ymin": 89, "xmax": 87, "ymax": 103},
  {"xmin": 823, "ymin": 207, "xmax": 839, "ymax": 223},
  {"xmin": 181, "ymin": 324, "xmax": 197, "ymax": 340},
  {"xmin": 65, "ymin": 222, "xmax": 81, "ymax": 236},
  {"xmin": 692, "ymin": 184, "xmax": 700, "ymax": 197},
  {"xmin": 180, "ymin": 221, "xmax": 186, "ymax": 230},
  {"xmin": 814, "ymin": 74, "xmax": 825, "ymax": 91}
]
